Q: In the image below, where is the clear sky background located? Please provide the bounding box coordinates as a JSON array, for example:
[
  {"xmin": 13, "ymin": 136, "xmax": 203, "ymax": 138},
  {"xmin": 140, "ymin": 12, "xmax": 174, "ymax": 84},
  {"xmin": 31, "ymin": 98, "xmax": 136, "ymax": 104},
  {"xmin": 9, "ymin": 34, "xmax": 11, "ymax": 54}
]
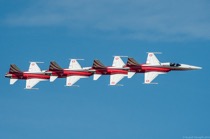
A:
[{"xmin": 0, "ymin": 0, "xmax": 210, "ymax": 139}]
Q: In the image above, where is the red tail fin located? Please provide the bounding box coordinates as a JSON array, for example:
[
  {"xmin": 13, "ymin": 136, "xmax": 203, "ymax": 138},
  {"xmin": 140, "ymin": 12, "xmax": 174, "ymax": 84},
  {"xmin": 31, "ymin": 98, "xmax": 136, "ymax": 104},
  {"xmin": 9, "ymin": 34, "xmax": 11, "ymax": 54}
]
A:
[
  {"xmin": 9, "ymin": 64, "xmax": 22, "ymax": 73},
  {"xmin": 126, "ymin": 58, "xmax": 140, "ymax": 66},
  {"xmin": 92, "ymin": 60, "xmax": 106, "ymax": 69},
  {"xmin": 49, "ymin": 61, "xmax": 63, "ymax": 71}
]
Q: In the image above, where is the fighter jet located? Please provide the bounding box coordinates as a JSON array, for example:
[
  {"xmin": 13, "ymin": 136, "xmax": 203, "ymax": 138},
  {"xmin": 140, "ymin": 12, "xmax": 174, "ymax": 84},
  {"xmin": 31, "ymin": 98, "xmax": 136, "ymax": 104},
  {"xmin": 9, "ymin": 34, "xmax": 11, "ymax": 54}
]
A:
[
  {"xmin": 45, "ymin": 59, "xmax": 93, "ymax": 87},
  {"xmin": 90, "ymin": 56, "xmax": 134, "ymax": 86},
  {"xmin": 125, "ymin": 52, "xmax": 202, "ymax": 84},
  {"xmin": 5, "ymin": 62, "xmax": 50, "ymax": 89}
]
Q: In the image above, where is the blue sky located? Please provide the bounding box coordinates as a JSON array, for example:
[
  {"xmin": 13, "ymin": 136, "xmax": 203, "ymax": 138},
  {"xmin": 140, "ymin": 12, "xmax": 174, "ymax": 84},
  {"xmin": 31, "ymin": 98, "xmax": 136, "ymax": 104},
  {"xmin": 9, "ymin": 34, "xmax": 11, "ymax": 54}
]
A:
[{"xmin": 0, "ymin": 0, "xmax": 210, "ymax": 139}]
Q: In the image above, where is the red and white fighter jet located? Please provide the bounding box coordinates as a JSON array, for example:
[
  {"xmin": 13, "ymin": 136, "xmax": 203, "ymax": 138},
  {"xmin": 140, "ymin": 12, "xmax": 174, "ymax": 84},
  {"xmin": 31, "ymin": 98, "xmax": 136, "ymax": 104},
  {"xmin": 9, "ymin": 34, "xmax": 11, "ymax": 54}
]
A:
[
  {"xmin": 45, "ymin": 59, "xmax": 93, "ymax": 87},
  {"xmin": 125, "ymin": 52, "xmax": 202, "ymax": 84},
  {"xmin": 5, "ymin": 62, "xmax": 50, "ymax": 89},
  {"xmin": 90, "ymin": 56, "xmax": 134, "ymax": 86}
]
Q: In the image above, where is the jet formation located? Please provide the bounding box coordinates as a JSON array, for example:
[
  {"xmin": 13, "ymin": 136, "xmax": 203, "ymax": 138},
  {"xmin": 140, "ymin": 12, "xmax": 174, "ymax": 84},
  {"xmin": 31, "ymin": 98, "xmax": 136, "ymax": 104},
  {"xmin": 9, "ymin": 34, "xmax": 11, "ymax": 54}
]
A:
[{"xmin": 5, "ymin": 52, "xmax": 202, "ymax": 89}]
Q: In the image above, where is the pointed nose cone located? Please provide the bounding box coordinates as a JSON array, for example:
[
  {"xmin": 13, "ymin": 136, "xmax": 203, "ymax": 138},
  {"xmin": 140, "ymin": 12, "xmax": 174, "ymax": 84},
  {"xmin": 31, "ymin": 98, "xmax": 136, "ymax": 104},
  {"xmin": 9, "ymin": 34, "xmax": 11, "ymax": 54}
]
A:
[
  {"xmin": 186, "ymin": 65, "xmax": 202, "ymax": 70},
  {"xmin": 180, "ymin": 64, "xmax": 202, "ymax": 70},
  {"xmin": 190, "ymin": 66, "xmax": 202, "ymax": 70}
]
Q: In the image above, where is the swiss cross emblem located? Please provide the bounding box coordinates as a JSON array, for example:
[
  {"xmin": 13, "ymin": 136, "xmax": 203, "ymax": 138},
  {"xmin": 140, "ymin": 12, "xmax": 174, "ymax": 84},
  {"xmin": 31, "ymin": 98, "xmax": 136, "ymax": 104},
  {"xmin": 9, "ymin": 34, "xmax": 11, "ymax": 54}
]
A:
[{"xmin": 115, "ymin": 57, "xmax": 119, "ymax": 60}]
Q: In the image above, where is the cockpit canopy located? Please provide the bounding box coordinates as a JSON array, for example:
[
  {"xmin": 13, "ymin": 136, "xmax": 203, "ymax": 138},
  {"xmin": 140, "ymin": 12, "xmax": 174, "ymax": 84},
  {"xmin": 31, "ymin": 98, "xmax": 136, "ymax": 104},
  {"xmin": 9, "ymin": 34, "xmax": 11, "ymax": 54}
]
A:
[{"xmin": 170, "ymin": 63, "xmax": 181, "ymax": 67}]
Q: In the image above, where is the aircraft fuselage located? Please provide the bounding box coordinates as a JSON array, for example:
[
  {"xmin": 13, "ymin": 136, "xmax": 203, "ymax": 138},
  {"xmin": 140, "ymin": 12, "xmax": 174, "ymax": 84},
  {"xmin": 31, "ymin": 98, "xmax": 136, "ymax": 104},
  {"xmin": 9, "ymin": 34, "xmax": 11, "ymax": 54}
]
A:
[
  {"xmin": 5, "ymin": 72, "xmax": 50, "ymax": 80},
  {"xmin": 126, "ymin": 63, "xmax": 201, "ymax": 73},
  {"xmin": 46, "ymin": 69, "xmax": 93, "ymax": 78},
  {"xmin": 91, "ymin": 67, "xmax": 128, "ymax": 75}
]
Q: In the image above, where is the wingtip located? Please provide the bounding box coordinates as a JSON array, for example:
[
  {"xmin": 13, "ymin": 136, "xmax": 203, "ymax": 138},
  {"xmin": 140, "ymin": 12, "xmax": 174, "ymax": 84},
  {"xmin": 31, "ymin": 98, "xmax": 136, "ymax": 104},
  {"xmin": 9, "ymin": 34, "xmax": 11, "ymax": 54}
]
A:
[
  {"xmin": 146, "ymin": 52, "xmax": 162, "ymax": 54},
  {"xmin": 24, "ymin": 88, "xmax": 39, "ymax": 90}
]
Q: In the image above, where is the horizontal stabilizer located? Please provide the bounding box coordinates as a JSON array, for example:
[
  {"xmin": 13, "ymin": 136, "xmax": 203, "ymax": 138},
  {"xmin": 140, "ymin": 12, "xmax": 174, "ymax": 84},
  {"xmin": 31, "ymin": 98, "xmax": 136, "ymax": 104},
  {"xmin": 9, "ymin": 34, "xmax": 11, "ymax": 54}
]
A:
[
  {"xmin": 10, "ymin": 79, "xmax": 18, "ymax": 85},
  {"xmin": 9, "ymin": 64, "xmax": 22, "ymax": 73},
  {"xmin": 50, "ymin": 76, "xmax": 58, "ymax": 82},
  {"xmin": 128, "ymin": 72, "xmax": 135, "ymax": 78},
  {"xmin": 92, "ymin": 60, "xmax": 106, "ymax": 69},
  {"xmin": 93, "ymin": 74, "xmax": 101, "ymax": 80},
  {"xmin": 127, "ymin": 58, "xmax": 140, "ymax": 66},
  {"xmin": 49, "ymin": 61, "xmax": 63, "ymax": 71}
]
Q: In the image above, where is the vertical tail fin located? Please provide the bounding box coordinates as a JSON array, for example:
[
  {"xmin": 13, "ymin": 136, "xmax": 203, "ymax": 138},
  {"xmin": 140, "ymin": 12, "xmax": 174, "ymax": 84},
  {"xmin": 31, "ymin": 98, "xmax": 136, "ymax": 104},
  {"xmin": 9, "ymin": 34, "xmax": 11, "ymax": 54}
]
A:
[
  {"xmin": 92, "ymin": 60, "xmax": 106, "ymax": 69},
  {"xmin": 9, "ymin": 64, "xmax": 22, "ymax": 73},
  {"xmin": 126, "ymin": 58, "xmax": 140, "ymax": 66},
  {"xmin": 49, "ymin": 61, "xmax": 63, "ymax": 71}
]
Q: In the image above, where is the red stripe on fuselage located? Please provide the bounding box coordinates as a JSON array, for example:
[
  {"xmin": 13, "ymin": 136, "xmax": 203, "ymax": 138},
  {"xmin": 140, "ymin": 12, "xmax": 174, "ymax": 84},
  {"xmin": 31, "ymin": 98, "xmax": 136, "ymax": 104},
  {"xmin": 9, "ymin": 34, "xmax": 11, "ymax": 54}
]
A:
[
  {"xmin": 93, "ymin": 67, "xmax": 128, "ymax": 75},
  {"xmin": 141, "ymin": 66, "xmax": 171, "ymax": 72},
  {"xmin": 8, "ymin": 72, "xmax": 50, "ymax": 79},
  {"xmin": 126, "ymin": 65, "xmax": 171, "ymax": 73},
  {"xmin": 23, "ymin": 73, "xmax": 50, "ymax": 79},
  {"xmin": 49, "ymin": 70, "xmax": 93, "ymax": 78}
]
